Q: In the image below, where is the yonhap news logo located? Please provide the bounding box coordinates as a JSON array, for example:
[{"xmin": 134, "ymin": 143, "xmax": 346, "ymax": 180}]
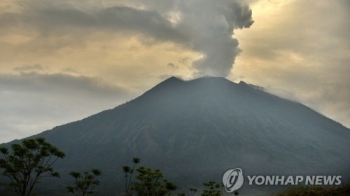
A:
[
  {"xmin": 222, "ymin": 168, "xmax": 342, "ymax": 193},
  {"xmin": 222, "ymin": 168, "xmax": 244, "ymax": 192}
]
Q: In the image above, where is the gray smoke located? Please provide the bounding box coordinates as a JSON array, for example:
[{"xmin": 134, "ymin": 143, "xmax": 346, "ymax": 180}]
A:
[
  {"xmin": 178, "ymin": 0, "xmax": 254, "ymax": 77},
  {"xmin": 136, "ymin": 0, "xmax": 254, "ymax": 77}
]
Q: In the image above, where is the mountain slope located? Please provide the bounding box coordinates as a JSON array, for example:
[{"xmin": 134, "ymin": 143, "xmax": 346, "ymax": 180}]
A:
[{"xmin": 1, "ymin": 77, "xmax": 350, "ymax": 195}]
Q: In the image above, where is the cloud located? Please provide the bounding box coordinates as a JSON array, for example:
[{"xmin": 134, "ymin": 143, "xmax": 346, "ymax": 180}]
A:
[
  {"xmin": 233, "ymin": 0, "xmax": 350, "ymax": 128},
  {"xmin": 0, "ymin": 71, "xmax": 134, "ymax": 98},
  {"xmin": 0, "ymin": 0, "xmax": 254, "ymax": 77},
  {"xmin": 37, "ymin": 6, "xmax": 186, "ymax": 44},
  {"xmin": 0, "ymin": 5, "xmax": 186, "ymax": 44},
  {"xmin": 0, "ymin": 71, "xmax": 136, "ymax": 143}
]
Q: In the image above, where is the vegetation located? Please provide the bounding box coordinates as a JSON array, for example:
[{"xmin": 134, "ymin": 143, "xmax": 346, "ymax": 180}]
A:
[
  {"xmin": 123, "ymin": 158, "xmax": 177, "ymax": 196},
  {"xmin": 123, "ymin": 157, "xmax": 140, "ymax": 196},
  {"xmin": 0, "ymin": 138, "xmax": 65, "ymax": 196},
  {"xmin": 0, "ymin": 139, "xmax": 349, "ymax": 196},
  {"xmin": 133, "ymin": 167, "xmax": 177, "ymax": 196},
  {"xmin": 67, "ymin": 169, "xmax": 102, "ymax": 196}
]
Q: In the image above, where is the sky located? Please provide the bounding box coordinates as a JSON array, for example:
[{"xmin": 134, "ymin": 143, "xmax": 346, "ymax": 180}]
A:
[{"xmin": 0, "ymin": 0, "xmax": 349, "ymax": 143}]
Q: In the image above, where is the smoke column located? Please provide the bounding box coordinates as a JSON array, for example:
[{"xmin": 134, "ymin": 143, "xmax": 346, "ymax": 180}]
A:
[
  {"xmin": 178, "ymin": 0, "xmax": 254, "ymax": 77},
  {"xmin": 137, "ymin": 0, "xmax": 254, "ymax": 77}
]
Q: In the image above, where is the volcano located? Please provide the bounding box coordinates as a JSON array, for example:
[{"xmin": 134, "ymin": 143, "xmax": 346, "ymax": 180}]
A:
[{"xmin": 1, "ymin": 77, "xmax": 350, "ymax": 195}]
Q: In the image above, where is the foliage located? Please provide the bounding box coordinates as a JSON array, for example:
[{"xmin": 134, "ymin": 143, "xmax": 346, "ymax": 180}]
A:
[
  {"xmin": 123, "ymin": 157, "xmax": 177, "ymax": 196},
  {"xmin": 123, "ymin": 157, "xmax": 141, "ymax": 196},
  {"xmin": 67, "ymin": 169, "xmax": 102, "ymax": 196},
  {"xmin": 273, "ymin": 184, "xmax": 350, "ymax": 196},
  {"xmin": 122, "ymin": 158, "xmax": 177, "ymax": 196},
  {"xmin": 0, "ymin": 137, "xmax": 65, "ymax": 196},
  {"xmin": 201, "ymin": 181, "xmax": 222, "ymax": 196},
  {"xmin": 131, "ymin": 166, "xmax": 177, "ymax": 196}
]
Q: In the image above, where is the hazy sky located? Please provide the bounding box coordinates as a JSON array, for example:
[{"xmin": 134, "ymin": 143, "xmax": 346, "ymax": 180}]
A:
[{"xmin": 0, "ymin": 0, "xmax": 349, "ymax": 143}]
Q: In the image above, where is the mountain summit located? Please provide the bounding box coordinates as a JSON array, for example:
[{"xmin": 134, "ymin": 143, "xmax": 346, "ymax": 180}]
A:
[{"xmin": 2, "ymin": 77, "xmax": 350, "ymax": 195}]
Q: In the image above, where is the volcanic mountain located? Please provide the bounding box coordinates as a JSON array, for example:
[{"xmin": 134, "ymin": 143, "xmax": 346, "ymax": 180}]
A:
[{"xmin": 1, "ymin": 77, "xmax": 350, "ymax": 195}]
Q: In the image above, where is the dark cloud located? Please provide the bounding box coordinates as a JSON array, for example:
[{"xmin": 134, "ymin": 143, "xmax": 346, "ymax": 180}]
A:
[
  {"xmin": 96, "ymin": 6, "xmax": 186, "ymax": 43},
  {"xmin": 0, "ymin": 5, "xmax": 186, "ymax": 43},
  {"xmin": 0, "ymin": 0, "xmax": 253, "ymax": 77},
  {"xmin": 0, "ymin": 72, "xmax": 133, "ymax": 98}
]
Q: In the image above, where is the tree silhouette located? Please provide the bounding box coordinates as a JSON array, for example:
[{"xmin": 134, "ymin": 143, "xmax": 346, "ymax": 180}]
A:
[
  {"xmin": 123, "ymin": 157, "xmax": 140, "ymax": 196},
  {"xmin": 67, "ymin": 169, "xmax": 102, "ymax": 196},
  {"xmin": 165, "ymin": 180, "xmax": 177, "ymax": 195},
  {"xmin": 131, "ymin": 166, "xmax": 177, "ymax": 196},
  {"xmin": 0, "ymin": 137, "xmax": 65, "ymax": 196}
]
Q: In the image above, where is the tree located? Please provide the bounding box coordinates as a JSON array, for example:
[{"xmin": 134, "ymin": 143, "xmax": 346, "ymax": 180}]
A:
[
  {"xmin": 67, "ymin": 169, "xmax": 102, "ymax": 196},
  {"xmin": 122, "ymin": 158, "xmax": 177, "ymax": 196},
  {"xmin": 165, "ymin": 180, "xmax": 177, "ymax": 195},
  {"xmin": 0, "ymin": 137, "xmax": 65, "ymax": 196},
  {"xmin": 123, "ymin": 157, "xmax": 140, "ymax": 196},
  {"xmin": 131, "ymin": 166, "xmax": 177, "ymax": 196}
]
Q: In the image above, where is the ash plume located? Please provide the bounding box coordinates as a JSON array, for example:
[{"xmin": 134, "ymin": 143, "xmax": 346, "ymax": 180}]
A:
[
  {"xmin": 177, "ymin": 0, "xmax": 254, "ymax": 77},
  {"xmin": 138, "ymin": 0, "xmax": 254, "ymax": 77}
]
